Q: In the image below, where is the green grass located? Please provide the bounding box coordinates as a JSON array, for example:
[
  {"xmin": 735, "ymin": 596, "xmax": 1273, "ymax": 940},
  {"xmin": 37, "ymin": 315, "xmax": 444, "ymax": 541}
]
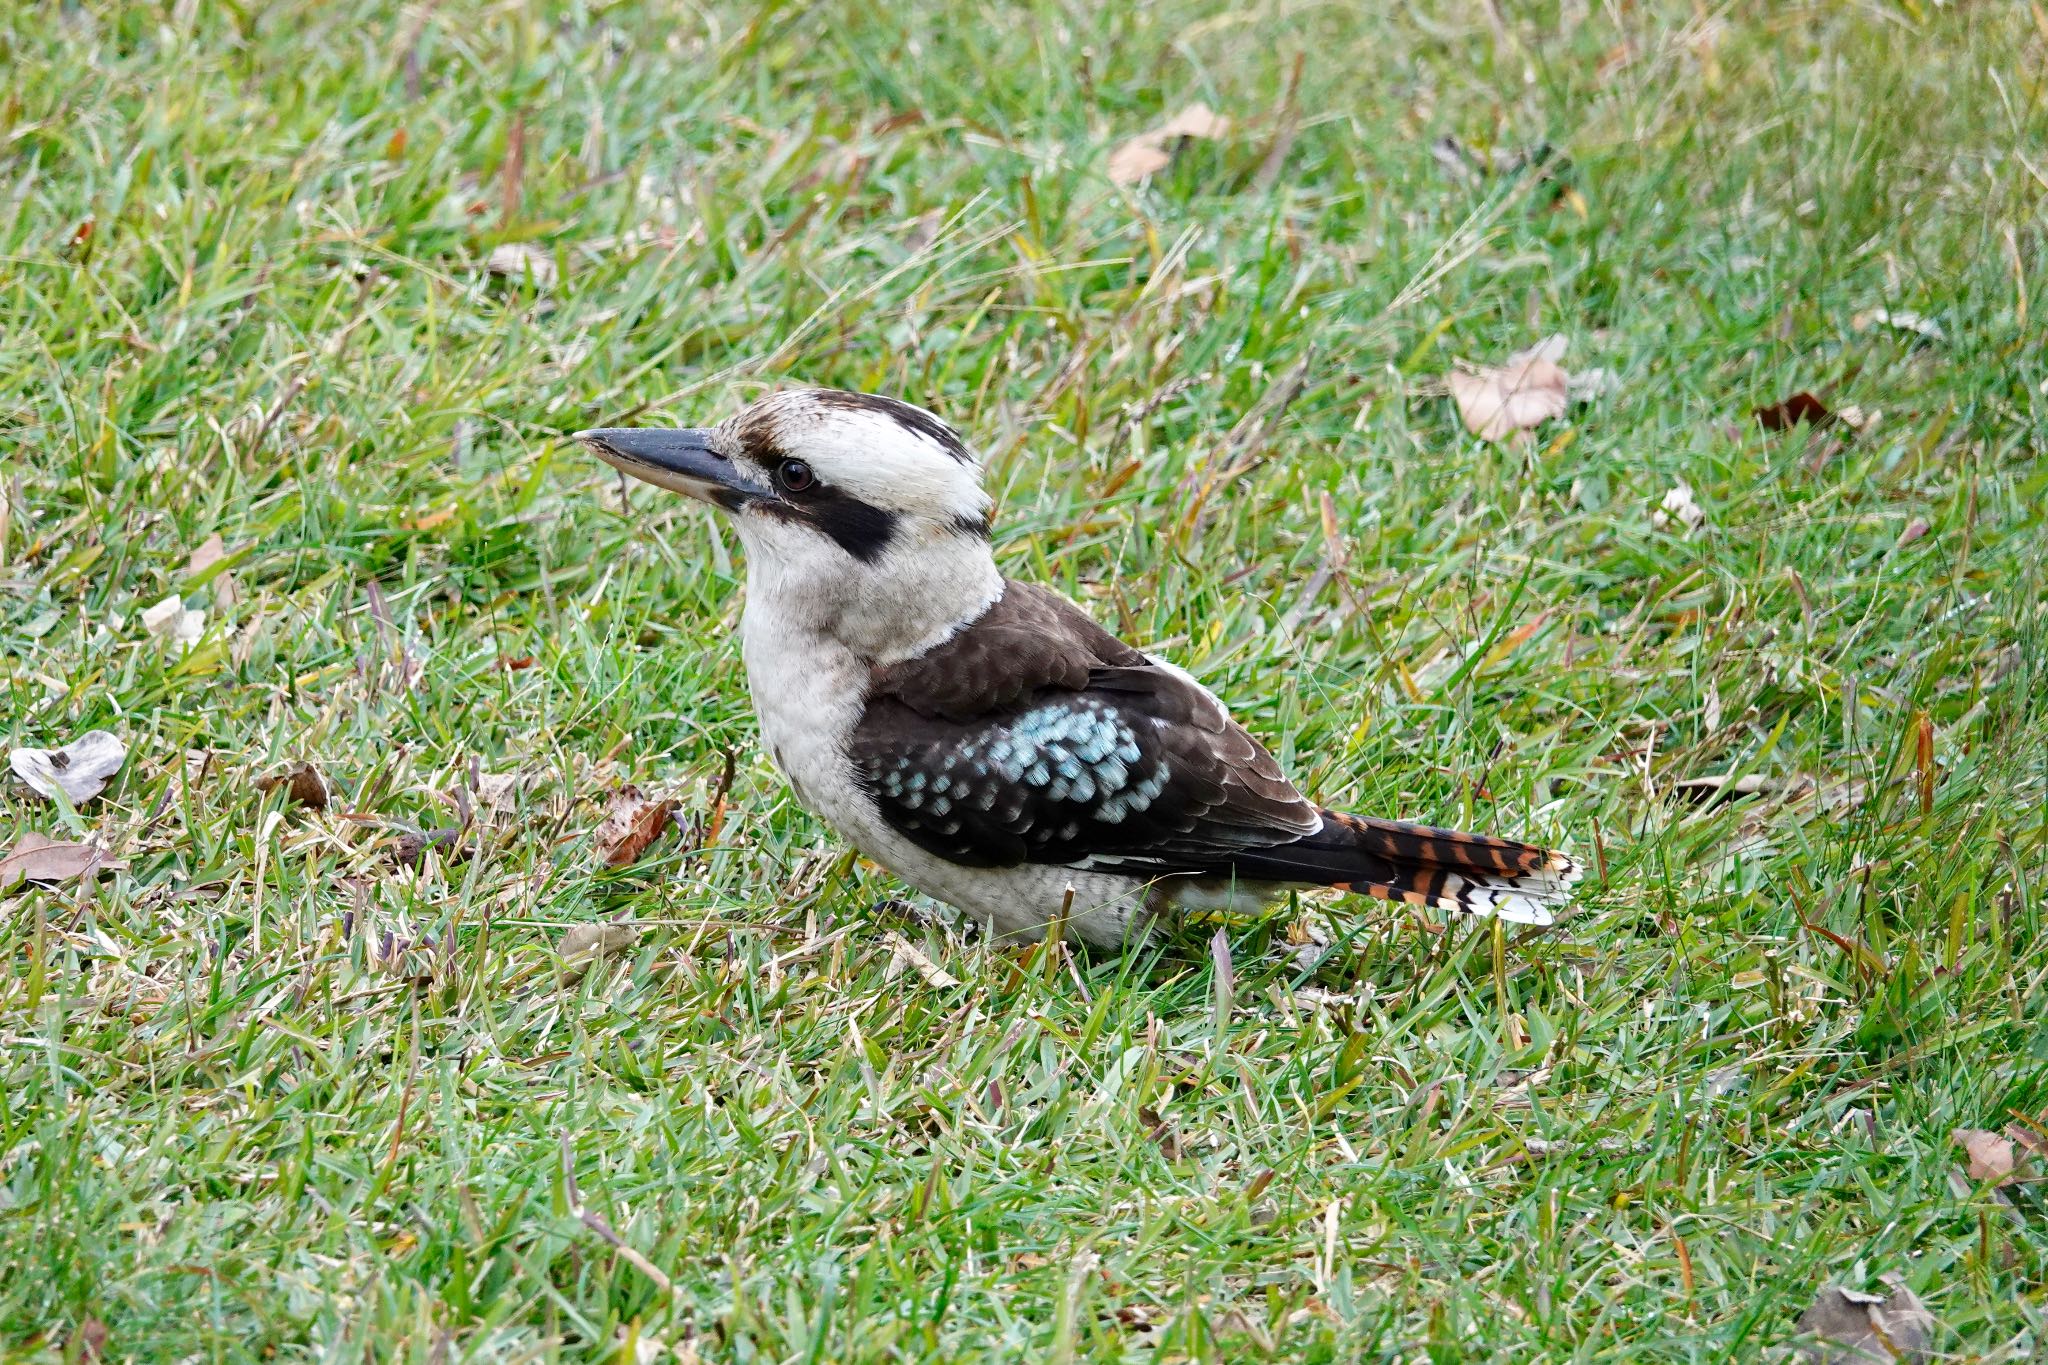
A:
[{"xmin": 3, "ymin": 0, "xmax": 2047, "ymax": 1359}]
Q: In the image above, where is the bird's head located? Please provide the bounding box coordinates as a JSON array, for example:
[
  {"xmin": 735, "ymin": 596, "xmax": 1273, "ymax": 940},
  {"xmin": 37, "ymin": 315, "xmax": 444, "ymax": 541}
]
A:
[{"xmin": 577, "ymin": 388, "xmax": 1002, "ymax": 660}]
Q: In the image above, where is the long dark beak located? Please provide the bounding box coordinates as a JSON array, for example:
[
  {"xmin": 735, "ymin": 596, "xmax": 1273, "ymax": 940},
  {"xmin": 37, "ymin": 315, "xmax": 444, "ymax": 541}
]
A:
[{"xmin": 573, "ymin": 428, "xmax": 771, "ymax": 508}]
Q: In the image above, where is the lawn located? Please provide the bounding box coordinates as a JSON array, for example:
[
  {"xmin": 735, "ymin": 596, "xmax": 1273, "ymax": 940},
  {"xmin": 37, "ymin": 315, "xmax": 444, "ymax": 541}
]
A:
[{"xmin": 3, "ymin": 0, "xmax": 2046, "ymax": 1359}]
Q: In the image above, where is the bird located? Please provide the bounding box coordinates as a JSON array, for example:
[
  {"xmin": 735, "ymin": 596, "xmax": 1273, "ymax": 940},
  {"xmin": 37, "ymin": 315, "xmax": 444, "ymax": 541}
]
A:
[{"xmin": 576, "ymin": 389, "xmax": 1578, "ymax": 948}]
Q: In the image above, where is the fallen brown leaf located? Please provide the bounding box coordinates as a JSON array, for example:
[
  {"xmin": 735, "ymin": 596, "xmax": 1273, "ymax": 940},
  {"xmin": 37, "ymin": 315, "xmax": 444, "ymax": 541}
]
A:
[
  {"xmin": 10, "ymin": 730, "xmax": 128, "ymax": 804},
  {"xmin": 1794, "ymin": 1280, "xmax": 1931, "ymax": 1363},
  {"xmin": 1445, "ymin": 336, "xmax": 1570, "ymax": 441},
  {"xmin": 255, "ymin": 761, "xmax": 332, "ymax": 810},
  {"xmin": 1755, "ymin": 391, "xmax": 1836, "ymax": 431},
  {"xmin": 1108, "ymin": 103, "xmax": 1230, "ymax": 186},
  {"xmin": 1953, "ymin": 1127, "xmax": 2015, "ymax": 1182},
  {"xmin": 0, "ymin": 833, "xmax": 124, "ymax": 888},
  {"xmin": 1894, "ymin": 517, "xmax": 1930, "ymax": 549},
  {"xmin": 2005, "ymin": 1120, "xmax": 2046, "ymax": 1158},
  {"xmin": 70, "ymin": 1318, "xmax": 108, "ymax": 1363},
  {"xmin": 186, "ymin": 534, "xmax": 227, "ymax": 576},
  {"xmin": 593, "ymin": 787, "xmax": 677, "ymax": 867}
]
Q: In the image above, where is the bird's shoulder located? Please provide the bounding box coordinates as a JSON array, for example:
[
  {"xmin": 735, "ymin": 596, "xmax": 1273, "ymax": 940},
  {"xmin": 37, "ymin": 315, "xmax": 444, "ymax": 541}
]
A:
[{"xmin": 868, "ymin": 578, "xmax": 1146, "ymax": 721}]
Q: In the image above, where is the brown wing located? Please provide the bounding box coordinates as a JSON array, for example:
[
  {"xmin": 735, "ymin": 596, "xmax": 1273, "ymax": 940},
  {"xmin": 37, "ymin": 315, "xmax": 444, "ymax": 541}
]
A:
[{"xmin": 854, "ymin": 582, "xmax": 1321, "ymax": 871}]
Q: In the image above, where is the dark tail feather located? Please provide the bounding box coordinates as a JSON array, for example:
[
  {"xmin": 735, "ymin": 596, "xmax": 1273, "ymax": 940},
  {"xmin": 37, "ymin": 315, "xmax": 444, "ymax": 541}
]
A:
[{"xmin": 1227, "ymin": 809, "xmax": 1579, "ymax": 925}]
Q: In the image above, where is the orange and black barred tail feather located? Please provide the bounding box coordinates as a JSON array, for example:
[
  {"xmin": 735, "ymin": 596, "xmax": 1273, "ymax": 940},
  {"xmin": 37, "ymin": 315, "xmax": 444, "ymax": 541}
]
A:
[{"xmin": 1226, "ymin": 809, "xmax": 1579, "ymax": 926}]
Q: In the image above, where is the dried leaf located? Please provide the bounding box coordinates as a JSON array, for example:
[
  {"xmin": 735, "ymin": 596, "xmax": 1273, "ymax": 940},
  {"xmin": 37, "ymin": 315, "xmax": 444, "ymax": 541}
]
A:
[
  {"xmin": 1893, "ymin": 517, "xmax": 1929, "ymax": 549},
  {"xmin": 0, "ymin": 833, "xmax": 124, "ymax": 887},
  {"xmin": 1108, "ymin": 103, "xmax": 1230, "ymax": 185},
  {"xmin": 255, "ymin": 761, "xmax": 332, "ymax": 810},
  {"xmin": 1652, "ymin": 481, "xmax": 1707, "ymax": 534},
  {"xmin": 1794, "ymin": 1280, "xmax": 1932, "ymax": 1363},
  {"xmin": 559, "ymin": 921, "xmax": 640, "ymax": 981},
  {"xmin": 1953, "ymin": 1127, "xmax": 2014, "ymax": 1182},
  {"xmin": 392, "ymin": 826, "xmax": 465, "ymax": 868},
  {"xmin": 485, "ymin": 242, "xmax": 558, "ymax": 288},
  {"xmin": 69, "ymin": 1318, "xmax": 108, "ymax": 1363},
  {"xmin": 885, "ymin": 931, "xmax": 963, "ymax": 989},
  {"xmin": 560, "ymin": 921, "xmax": 639, "ymax": 962},
  {"xmin": 140, "ymin": 593, "xmax": 206, "ymax": 648},
  {"xmin": 593, "ymin": 787, "xmax": 677, "ymax": 867},
  {"xmin": 186, "ymin": 534, "xmax": 227, "ymax": 576},
  {"xmin": 2005, "ymin": 1121, "xmax": 2046, "ymax": 1158},
  {"xmin": 1755, "ymin": 391, "xmax": 1836, "ymax": 431},
  {"xmin": 1445, "ymin": 336, "xmax": 1570, "ymax": 441},
  {"xmin": 10, "ymin": 730, "xmax": 128, "ymax": 803},
  {"xmin": 1853, "ymin": 308, "xmax": 1944, "ymax": 344},
  {"xmin": 472, "ymin": 770, "xmax": 525, "ymax": 810}
]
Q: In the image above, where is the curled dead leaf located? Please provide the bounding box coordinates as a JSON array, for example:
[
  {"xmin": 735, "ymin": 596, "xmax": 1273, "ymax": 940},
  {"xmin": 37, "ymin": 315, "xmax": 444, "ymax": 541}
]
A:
[
  {"xmin": 1445, "ymin": 335, "xmax": 1570, "ymax": 441},
  {"xmin": 1953, "ymin": 1127, "xmax": 2014, "ymax": 1182},
  {"xmin": 392, "ymin": 826, "xmax": 465, "ymax": 869},
  {"xmin": 1, "ymin": 833, "xmax": 125, "ymax": 888},
  {"xmin": 10, "ymin": 730, "xmax": 128, "ymax": 804},
  {"xmin": 593, "ymin": 787, "xmax": 677, "ymax": 867},
  {"xmin": 1794, "ymin": 1280, "xmax": 1931, "ymax": 1363},
  {"xmin": 1107, "ymin": 103, "xmax": 1230, "ymax": 186},
  {"xmin": 1755, "ymin": 391, "xmax": 1836, "ymax": 431},
  {"xmin": 559, "ymin": 921, "xmax": 640, "ymax": 981},
  {"xmin": 256, "ymin": 761, "xmax": 332, "ymax": 810}
]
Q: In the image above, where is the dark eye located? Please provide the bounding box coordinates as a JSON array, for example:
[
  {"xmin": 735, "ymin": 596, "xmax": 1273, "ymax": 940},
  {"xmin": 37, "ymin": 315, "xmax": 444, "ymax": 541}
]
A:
[{"xmin": 776, "ymin": 458, "xmax": 814, "ymax": 493}]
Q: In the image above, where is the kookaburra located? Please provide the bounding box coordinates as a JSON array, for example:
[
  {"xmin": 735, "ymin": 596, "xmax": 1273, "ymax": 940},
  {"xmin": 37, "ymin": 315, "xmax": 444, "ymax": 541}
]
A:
[{"xmin": 577, "ymin": 390, "xmax": 1577, "ymax": 947}]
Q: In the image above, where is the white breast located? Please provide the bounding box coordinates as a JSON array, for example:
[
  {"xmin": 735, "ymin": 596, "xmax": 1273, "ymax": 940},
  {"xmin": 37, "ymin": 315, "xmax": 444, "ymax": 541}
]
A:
[{"xmin": 737, "ymin": 604, "xmax": 1155, "ymax": 945}]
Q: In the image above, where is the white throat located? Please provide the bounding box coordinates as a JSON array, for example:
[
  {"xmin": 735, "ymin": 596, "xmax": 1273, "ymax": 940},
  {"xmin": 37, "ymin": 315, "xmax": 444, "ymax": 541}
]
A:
[{"xmin": 732, "ymin": 521, "xmax": 1001, "ymax": 667}]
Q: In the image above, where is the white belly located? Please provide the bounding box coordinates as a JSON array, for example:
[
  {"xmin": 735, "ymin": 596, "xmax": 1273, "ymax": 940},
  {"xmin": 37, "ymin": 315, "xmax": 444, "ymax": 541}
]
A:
[{"xmin": 738, "ymin": 610, "xmax": 1156, "ymax": 945}]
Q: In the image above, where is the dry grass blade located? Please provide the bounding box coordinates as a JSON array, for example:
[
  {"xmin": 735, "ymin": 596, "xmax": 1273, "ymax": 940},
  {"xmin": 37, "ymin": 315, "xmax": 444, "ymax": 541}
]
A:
[{"xmin": 885, "ymin": 931, "xmax": 964, "ymax": 989}]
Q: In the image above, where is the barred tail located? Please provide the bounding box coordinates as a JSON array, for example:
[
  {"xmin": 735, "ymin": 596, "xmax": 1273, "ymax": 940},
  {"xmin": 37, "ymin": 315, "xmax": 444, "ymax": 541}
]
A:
[{"xmin": 1227, "ymin": 810, "xmax": 1580, "ymax": 926}]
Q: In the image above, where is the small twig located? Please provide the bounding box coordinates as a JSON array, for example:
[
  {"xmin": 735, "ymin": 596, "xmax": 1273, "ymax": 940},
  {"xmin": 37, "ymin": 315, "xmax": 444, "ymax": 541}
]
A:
[{"xmin": 558, "ymin": 1132, "xmax": 674, "ymax": 1298}]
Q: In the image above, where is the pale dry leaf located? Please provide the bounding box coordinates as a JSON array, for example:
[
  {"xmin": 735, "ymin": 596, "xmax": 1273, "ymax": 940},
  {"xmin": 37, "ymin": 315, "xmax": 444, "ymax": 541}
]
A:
[
  {"xmin": 255, "ymin": 761, "xmax": 332, "ymax": 810},
  {"xmin": 1953, "ymin": 1127, "xmax": 2014, "ymax": 1182},
  {"xmin": 560, "ymin": 921, "xmax": 640, "ymax": 962},
  {"xmin": 1836, "ymin": 405, "xmax": 1881, "ymax": 433},
  {"xmin": 1107, "ymin": 102, "xmax": 1230, "ymax": 186},
  {"xmin": 473, "ymin": 770, "xmax": 525, "ymax": 810},
  {"xmin": 593, "ymin": 786, "xmax": 676, "ymax": 867},
  {"xmin": 1894, "ymin": 517, "xmax": 1929, "ymax": 549},
  {"xmin": 1445, "ymin": 335, "xmax": 1570, "ymax": 441},
  {"xmin": 485, "ymin": 242, "xmax": 558, "ymax": 288},
  {"xmin": 10, "ymin": 730, "xmax": 128, "ymax": 803},
  {"xmin": 1157, "ymin": 103, "xmax": 1229, "ymax": 141},
  {"xmin": 140, "ymin": 593, "xmax": 205, "ymax": 649},
  {"xmin": 1652, "ymin": 481, "xmax": 1707, "ymax": 534},
  {"xmin": 885, "ymin": 931, "xmax": 963, "ymax": 989},
  {"xmin": 559, "ymin": 921, "xmax": 640, "ymax": 982},
  {"xmin": 1794, "ymin": 1280, "xmax": 1931, "ymax": 1363},
  {"xmin": 186, "ymin": 533, "xmax": 227, "ymax": 576},
  {"xmin": 2005, "ymin": 1122, "xmax": 2046, "ymax": 1159},
  {"xmin": 0, "ymin": 833, "xmax": 124, "ymax": 888}
]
